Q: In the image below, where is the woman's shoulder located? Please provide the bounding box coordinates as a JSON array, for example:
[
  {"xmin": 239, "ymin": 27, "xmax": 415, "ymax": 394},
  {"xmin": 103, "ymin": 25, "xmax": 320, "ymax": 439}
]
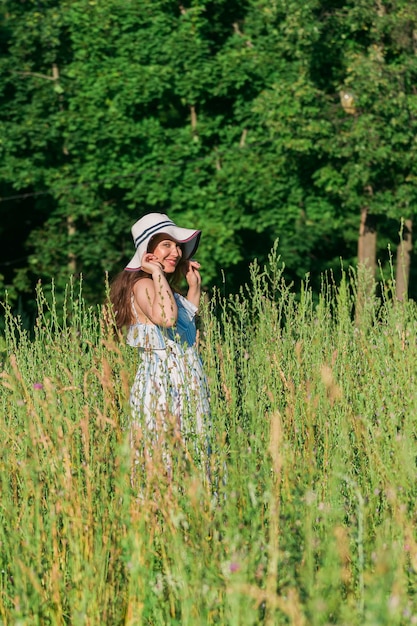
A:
[{"xmin": 133, "ymin": 275, "xmax": 154, "ymax": 293}]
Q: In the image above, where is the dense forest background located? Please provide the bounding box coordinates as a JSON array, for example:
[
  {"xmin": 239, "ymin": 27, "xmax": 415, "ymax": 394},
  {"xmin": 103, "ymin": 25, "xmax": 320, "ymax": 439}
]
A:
[{"xmin": 1, "ymin": 0, "xmax": 417, "ymax": 320}]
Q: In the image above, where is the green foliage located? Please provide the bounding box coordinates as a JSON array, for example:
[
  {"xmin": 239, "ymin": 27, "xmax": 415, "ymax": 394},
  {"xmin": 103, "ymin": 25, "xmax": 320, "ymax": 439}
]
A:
[
  {"xmin": 1, "ymin": 0, "xmax": 261, "ymax": 305},
  {"xmin": 251, "ymin": 0, "xmax": 417, "ymax": 283},
  {"xmin": 1, "ymin": 0, "xmax": 417, "ymax": 312}
]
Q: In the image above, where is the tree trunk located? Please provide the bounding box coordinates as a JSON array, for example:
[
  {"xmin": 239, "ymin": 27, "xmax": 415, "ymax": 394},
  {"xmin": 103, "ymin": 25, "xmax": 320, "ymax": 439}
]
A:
[
  {"xmin": 67, "ymin": 214, "xmax": 76, "ymax": 274},
  {"xmin": 356, "ymin": 206, "xmax": 377, "ymax": 325},
  {"xmin": 357, "ymin": 206, "xmax": 377, "ymax": 274},
  {"xmin": 395, "ymin": 218, "xmax": 413, "ymax": 301}
]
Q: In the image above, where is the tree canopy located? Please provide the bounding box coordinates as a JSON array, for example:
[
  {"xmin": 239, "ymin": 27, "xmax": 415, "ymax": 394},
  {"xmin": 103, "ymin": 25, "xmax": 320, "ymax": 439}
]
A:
[{"xmin": 1, "ymin": 0, "xmax": 417, "ymax": 314}]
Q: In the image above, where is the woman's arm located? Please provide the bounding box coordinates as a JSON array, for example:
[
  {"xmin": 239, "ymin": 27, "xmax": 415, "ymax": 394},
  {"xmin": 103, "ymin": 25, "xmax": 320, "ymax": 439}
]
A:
[
  {"xmin": 183, "ymin": 260, "xmax": 202, "ymax": 309},
  {"xmin": 133, "ymin": 255, "xmax": 178, "ymax": 327}
]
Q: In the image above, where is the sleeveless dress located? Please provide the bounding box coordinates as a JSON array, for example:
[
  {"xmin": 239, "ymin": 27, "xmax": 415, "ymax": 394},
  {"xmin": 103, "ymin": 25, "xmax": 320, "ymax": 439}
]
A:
[{"xmin": 127, "ymin": 292, "xmax": 210, "ymax": 439}]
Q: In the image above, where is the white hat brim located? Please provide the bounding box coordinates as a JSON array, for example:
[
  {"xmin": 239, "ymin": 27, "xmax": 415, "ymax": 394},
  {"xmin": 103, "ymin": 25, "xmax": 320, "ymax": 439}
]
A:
[{"xmin": 125, "ymin": 218, "xmax": 201, "ymax": 271}]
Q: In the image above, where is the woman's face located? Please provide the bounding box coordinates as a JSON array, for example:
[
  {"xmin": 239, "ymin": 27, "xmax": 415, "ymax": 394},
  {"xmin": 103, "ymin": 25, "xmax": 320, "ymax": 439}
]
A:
[{"xmin": 149, "ymin": 234, "xmax": 183, "ymax": 273}]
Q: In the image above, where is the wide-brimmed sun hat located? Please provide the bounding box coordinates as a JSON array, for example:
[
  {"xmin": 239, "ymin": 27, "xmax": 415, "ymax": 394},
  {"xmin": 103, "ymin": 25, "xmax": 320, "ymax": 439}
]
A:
[{"xmin": 125, "ymin": 212, "xmax": 201, "ymax": 271}]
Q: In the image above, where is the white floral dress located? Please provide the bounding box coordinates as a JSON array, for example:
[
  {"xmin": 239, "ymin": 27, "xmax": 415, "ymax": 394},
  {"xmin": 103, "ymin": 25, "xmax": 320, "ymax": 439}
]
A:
[{"xmin": 127, "ymin": 292, "xmax": 210, "ymax": 438}]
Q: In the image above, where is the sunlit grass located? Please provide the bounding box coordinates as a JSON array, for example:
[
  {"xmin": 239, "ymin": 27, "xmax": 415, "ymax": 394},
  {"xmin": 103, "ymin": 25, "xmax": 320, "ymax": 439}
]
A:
[{"xmin": 2, "ymin": 256, "xmax": 417, "ymax": 625}]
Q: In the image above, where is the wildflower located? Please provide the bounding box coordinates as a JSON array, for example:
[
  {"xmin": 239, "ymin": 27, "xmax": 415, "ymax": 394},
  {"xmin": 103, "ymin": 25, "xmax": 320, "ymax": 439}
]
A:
[
  {"xmin": 33, "ymin": 382, "xmax": 43, "ymax": 390},
  {"xmin": 229, "ymin": 561, "xmax": 240, "ymax": 573}
]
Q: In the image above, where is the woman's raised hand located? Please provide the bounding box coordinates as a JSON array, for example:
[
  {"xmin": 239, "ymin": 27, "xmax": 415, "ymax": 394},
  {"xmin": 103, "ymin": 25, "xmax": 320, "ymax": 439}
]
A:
[
  {"xmin": 141, "ymin": 252, "xmax": 164, "ymax": 275},
  {"xmin": 183, "ymin": 259, "xmax": 201, "ymax": 287}
]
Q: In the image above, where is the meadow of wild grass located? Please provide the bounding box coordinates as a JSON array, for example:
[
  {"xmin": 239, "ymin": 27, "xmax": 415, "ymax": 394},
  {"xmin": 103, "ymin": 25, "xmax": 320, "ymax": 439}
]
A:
[{"xmin": 1, "ymin": 252, "xmax": 417, "ymax": 625}]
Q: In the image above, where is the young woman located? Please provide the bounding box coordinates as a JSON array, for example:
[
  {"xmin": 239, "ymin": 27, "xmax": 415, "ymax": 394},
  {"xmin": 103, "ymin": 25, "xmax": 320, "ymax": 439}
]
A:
[{"xmin": 109, "ymin": 213, "xmax": 210, "ymax": 445}]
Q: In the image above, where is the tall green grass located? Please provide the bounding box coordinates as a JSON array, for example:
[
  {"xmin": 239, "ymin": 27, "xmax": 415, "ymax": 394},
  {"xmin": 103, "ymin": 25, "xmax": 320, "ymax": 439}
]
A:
[{"xmin": 2, "ymin": 256, "xmax": 417, "ymax": 625}]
